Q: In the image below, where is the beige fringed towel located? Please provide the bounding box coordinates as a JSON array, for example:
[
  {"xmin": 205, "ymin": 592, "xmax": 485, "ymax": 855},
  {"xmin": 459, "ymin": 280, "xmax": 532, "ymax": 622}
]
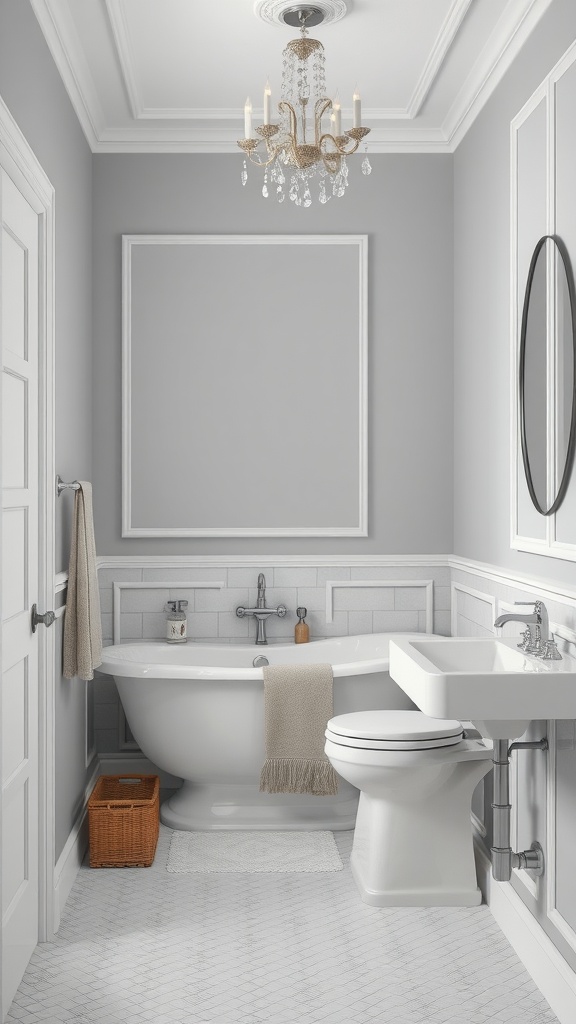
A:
[
  {"xmin": 63, "ymin": 482, "xmax": 102, "ymax": 681},
  {"xmin": 260, "ymin": 663, "xmax": 338, "ymax": 796}
]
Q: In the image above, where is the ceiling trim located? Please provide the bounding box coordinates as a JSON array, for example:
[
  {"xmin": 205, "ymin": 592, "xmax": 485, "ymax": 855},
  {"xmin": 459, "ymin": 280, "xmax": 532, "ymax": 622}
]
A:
[
  {"xmin": 29, "ymin": 0, "xmax": 104, "ymax": 149},
  {"xmin": 91, "ymin": 126, "xmax": 450, "ymax": 154},
  {"xmin": 29, "ymin": 0, "xmax": 556, "ymax": 155},
  {"xmin": 104, "ymin": 0, "xmax": 140, "ymax": 119},
  {"xmin": 443, "ymin": 0, "xmax": 554, "ymax": 149},
  {"xmin": 406, "ymin": 0, "xmax": 474, "ymax": 118}
]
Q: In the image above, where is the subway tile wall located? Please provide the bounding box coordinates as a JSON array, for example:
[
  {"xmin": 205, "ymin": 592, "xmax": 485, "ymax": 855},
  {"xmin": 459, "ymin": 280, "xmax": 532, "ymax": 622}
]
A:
[{"xmin": 94, "ymin": 563, "xmax": 451, "ymax": 754}]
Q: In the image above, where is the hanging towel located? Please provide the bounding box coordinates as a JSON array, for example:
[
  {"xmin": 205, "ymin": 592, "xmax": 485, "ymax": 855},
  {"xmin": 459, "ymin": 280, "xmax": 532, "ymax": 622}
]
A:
[
  {"xmin": 63, "ymin": 482, "xmax": 102, "ymax": 681},
  {"xmin": 260, "ymin": 663, "xmax": 338, "ymax": 796}
]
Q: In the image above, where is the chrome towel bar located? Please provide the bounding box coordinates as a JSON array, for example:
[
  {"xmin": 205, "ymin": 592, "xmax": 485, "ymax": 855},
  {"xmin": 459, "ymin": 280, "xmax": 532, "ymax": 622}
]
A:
[{"xmin": 56, "ymin": 475, "xmax": 81, "ymax": 496}]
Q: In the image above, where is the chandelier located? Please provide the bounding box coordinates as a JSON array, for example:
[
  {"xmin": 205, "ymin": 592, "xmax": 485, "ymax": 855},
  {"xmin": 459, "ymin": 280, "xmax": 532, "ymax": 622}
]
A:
[{"xmin": 238, "ymin": 5, "xmax": 371, "ymax": 205}]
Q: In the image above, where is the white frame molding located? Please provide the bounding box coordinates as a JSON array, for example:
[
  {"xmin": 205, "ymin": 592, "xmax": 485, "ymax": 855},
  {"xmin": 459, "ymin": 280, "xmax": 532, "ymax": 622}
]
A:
[
  {"xmin": 325, "ymin": 579, "xmax": 434, "ymax": 631},
  {"xmin": 511, "ymin": 40, "xmax": 576, "ymax": 562},
  {"xmin": 112, "ymin": 580, "xmax": 225, "ymax": 645},
  {"xmin": 122, "ymin": 234, "xmax": 368, "ymax": 538},
  {"xmin": 0, "ymin": 96, "xmax": 56, "ymax": 943},
  {"xmin": 450, "ymin": 582, "xmax": 496, "ymax": 638}
]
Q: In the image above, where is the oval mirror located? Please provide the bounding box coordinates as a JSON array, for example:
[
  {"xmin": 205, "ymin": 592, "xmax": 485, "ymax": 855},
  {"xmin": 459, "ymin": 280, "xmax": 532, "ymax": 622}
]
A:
[{"xmin": 520, "ymin": 235, "xmax": 576, "ymax": 516}]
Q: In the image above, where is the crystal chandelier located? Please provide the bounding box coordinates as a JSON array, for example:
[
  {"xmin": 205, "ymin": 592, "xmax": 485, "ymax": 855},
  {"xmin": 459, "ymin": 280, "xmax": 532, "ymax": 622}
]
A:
[{"xmin": 238, "ymin": 6, "xmax": 371, "ymax": 205}]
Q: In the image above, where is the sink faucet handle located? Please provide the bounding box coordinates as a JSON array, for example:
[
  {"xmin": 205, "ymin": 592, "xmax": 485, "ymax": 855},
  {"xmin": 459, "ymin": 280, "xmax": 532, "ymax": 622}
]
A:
[{"xmin": 517, "ymin": 627, "xmax": 532, "ymax": 651}]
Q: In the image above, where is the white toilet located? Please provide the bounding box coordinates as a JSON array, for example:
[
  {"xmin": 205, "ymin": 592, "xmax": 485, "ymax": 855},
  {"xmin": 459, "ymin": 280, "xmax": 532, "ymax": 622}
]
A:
[{"xmin": 324, "ymin": 709, "xmax": 493, "ymax": 908}]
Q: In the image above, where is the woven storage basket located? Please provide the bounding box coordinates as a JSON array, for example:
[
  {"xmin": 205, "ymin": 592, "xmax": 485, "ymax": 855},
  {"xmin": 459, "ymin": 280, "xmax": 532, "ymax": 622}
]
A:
[{"xmin": 88, "ymin": 775, "xmax": 159, "ymax": 868}]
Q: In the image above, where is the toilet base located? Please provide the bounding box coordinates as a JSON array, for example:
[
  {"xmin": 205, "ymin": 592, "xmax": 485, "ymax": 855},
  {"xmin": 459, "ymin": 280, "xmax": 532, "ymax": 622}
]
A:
[
  {"xmin": 342, "ymin": 752, "xmax": 492, "ymax": 908},
  {"xmin": 350, "ymin": 857, "xmax": 482, "ymax": 907}
]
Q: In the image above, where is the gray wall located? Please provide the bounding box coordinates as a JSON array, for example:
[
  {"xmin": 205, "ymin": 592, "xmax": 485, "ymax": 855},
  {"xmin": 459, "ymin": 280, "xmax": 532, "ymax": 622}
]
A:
[
  {"xmin": 453, "ymin": 0, "xmax": 576, "ymax": 586},
  {"xmin": 0, "ymin": 0, "xmax": 95, "ymax": 860},
  {"xmin": 92, "ymin": 152, "xmax": 454, "ymax": 556},
  {"xmin": 453, "ymin": 0, "xmax": 576, "ymax": 971}
]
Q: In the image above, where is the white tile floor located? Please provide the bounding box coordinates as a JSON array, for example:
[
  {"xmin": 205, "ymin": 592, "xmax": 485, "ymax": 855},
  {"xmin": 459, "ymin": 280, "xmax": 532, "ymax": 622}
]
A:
[{"xmin": 7, "ymin": 828, "xmax": 558, "ymax": 1024}]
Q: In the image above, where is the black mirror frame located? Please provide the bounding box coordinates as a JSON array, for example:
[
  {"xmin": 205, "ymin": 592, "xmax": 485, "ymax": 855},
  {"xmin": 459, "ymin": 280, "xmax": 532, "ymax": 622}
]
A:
[{"xmin": 519, "ymin": 234, "xmax": 576, "ymax": 516}]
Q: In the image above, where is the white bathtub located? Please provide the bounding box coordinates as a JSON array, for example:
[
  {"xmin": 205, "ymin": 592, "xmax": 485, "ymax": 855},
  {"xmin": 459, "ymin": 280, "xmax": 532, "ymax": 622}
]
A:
[{"xmin": 99, "ymin": 633, "xmax": 421, "ymax": 831}]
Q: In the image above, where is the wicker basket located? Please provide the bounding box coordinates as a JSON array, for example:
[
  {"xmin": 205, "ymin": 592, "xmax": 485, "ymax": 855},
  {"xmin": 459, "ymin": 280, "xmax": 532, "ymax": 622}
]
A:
[{"xmin": 88, "ymin": 774, "xmax": 159, "ymax": 868}]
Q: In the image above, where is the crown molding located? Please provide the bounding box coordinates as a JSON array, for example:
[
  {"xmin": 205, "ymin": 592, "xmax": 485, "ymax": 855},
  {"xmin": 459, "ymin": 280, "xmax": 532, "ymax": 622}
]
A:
[
  {"xmin": 406, "ymin": 0, "xmax": 474, "ymax": 119},
  {"xmin": 31, "ymin": 0, "xmax": 555, "ymax": 154},
  {"xmin": 30, "ymin": 0, "xmax": 105, "ymax": 150},
  {"xmin": 90, "ymin": 123, "xmax": 449, "ymax": 153},
  {"xmin": 104, "ymin": 0, "xmax": 140, "ymax": 120},
  {"xmin": 443, "ymin": 0, "xmax": 554, "ymax": 150}
]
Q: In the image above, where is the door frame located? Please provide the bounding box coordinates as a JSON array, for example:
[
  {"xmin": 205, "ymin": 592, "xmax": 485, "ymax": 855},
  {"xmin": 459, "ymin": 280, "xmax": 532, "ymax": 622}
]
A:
[{"xmin": 0, "ymin": 95, "xmax": 56, "ymax": 946}]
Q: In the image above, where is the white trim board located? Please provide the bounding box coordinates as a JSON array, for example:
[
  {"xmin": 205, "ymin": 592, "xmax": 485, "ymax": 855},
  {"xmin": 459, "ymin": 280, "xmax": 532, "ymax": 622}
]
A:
[{"xmin": 53, "ymin": 761, "xmax": 100, "ymax": 933}]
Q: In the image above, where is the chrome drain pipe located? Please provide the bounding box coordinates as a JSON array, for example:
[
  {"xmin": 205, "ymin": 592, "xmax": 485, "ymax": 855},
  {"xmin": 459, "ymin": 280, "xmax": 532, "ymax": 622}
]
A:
[{"xmin": 490, "ymin": 737, "xmax": 547, "ymax": 882}]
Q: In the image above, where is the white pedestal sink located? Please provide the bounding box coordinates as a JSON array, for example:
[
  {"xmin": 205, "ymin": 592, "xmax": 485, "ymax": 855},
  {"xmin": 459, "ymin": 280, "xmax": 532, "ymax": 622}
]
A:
[{"xmin": 389, "ymin": 636, "xmax": 576, "ymax": 739}]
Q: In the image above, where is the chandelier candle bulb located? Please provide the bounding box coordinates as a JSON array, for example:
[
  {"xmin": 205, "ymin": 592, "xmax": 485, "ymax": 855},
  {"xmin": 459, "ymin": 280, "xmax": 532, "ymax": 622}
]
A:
[
  {"xmin": 333, "ymin": 93, "xmax": 342, "ymax": 135},
  {"xmin": 244, "ymin": 97, "xmax": 253, "ymax": 138},
  {"xmin": 264, "ymin": 80, "xmax": 272, "ymax": 124},
  {"xmin": 353, "ymin": 88, "xmax": 361, "ymax": 128}
]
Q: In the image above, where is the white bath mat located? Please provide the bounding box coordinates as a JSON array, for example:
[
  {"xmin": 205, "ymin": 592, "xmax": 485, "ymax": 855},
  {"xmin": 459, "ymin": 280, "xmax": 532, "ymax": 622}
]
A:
[{"xmin": 166, "ymin": 830, "xmax": 343, "ymax": 873}]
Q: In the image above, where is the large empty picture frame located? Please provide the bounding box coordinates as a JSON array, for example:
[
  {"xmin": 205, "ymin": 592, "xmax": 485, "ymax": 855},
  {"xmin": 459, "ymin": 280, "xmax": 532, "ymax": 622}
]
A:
[{"xmin": 122, "ymin": 235, "xmax": 368, "ymax": 537}]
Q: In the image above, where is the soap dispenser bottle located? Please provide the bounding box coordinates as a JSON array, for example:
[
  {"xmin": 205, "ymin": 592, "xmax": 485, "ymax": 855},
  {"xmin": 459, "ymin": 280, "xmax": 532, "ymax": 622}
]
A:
[
  {"xmin": 165, "ymin": 600, "xmax": 188, "ymax": 643},
  {"xmin": 295, "ymin": 606, "xmax": 309, "ymax": 644}
]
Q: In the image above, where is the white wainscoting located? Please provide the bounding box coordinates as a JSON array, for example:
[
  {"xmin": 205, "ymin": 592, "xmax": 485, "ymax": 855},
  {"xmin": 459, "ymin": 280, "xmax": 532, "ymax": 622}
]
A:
[{"xmin": 325, "ymin": 579, "xmax": 434, "ymax": 630}]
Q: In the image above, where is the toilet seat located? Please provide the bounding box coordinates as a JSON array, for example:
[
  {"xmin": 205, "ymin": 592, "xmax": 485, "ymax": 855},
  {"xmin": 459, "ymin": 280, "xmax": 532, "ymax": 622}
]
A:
[{"xmin": 326, "ymin": 710, "xmax": 464, "ymax": 751}]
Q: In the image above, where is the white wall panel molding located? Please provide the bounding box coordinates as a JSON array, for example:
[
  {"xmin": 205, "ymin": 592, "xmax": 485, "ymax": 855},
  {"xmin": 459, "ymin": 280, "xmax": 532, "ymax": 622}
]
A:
[
  {"xmin": 112, "ymin": 581, "xmax": 225, "ymax": 645},
  {"xmin": 325, "ymin": 579, "xmax": 433, "ymax": 630},
  {"xmin": 545, "ymin": 718, "xmax": 576, "ymax": 962},
  {"xmin": 476, "ymin": 839, "xmax": 576, "ymax": 1024},
  {"xmin": 122, "ymin": 234, "xmax": 367, "ymax": 538},
  {"xmin": 450, "ymin": 582, "xmax": 496, "ymax": 638},
  {"xmin": 449, "ymin": 556, "xmax": 576, "ymax": 611},
  {"xmin": 510, "ymin": 39, "xmax": 576, "ymax": 561}
]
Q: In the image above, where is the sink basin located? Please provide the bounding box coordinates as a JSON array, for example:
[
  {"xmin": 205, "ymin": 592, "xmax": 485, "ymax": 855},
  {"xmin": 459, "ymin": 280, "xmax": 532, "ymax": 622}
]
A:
[{"xmin": 389, "ymin": 637, "xmax": 576, "ymax": 739}]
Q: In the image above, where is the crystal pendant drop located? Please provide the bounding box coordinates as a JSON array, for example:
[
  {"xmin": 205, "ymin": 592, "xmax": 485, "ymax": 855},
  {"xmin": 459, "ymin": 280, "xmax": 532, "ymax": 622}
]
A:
[
  {"xmin": 362, "ymin": 144, "xmax": 372, "ymax": 176},
  {"xmin": 241, "ymin": 159, "xmax": 248, "ymax": 187},
  {"xmin": 262, "ymin": 169, "xmax": 269, "ymax": 198}
]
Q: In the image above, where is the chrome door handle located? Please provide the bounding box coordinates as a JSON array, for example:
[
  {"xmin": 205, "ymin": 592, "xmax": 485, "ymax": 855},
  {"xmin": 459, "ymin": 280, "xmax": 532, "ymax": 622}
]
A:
[{"xmin": 31, "ymin": 604, "xmax": 56, "ymax": 633}]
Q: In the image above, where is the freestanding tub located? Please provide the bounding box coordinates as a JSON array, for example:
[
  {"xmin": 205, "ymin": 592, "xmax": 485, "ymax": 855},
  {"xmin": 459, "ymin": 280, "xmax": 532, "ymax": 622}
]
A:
[{"xmin": 99, "ymin": 633, "xmax": 421, "ymax": 831}]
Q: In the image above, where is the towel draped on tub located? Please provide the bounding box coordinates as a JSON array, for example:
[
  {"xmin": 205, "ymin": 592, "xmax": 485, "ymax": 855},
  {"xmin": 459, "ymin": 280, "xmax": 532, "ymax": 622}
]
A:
[
  {"xmin": 63, "ymin": 481, "xmax": 102, "ymax": 681},
  {"xmin": 260, "ymin": 662, "xmax": 339, "ymax": 796}
]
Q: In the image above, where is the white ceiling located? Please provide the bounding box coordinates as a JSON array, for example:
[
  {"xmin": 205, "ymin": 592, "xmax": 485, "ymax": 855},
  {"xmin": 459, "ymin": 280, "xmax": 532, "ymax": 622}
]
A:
[{"xmin": 30, "ymin": 0, "xmax": 553, "ymax": 153}]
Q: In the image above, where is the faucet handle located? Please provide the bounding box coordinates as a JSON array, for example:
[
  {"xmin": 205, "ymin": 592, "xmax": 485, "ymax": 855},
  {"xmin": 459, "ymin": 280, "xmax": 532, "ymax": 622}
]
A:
[
  {"xmin": 542, "ymin": 638, "xmax": 563, "ymax": 661},
  {"xmin": 514, "ymin": 600, "xmax": 537, "ymax": 606},
  {"xmin": 517, "ymin": 627, "xmax": 532, "ymax": 651}
]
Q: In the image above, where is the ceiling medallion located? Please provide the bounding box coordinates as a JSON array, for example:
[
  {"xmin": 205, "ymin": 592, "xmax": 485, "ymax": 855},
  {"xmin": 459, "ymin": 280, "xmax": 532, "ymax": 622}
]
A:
[
  {"xmin": 239, "ymin": 5, "xmax": 371, "ymax": 206},
  {"xmin": 254, "ymin": 0, "xmax": 349, "ymax": 28}
]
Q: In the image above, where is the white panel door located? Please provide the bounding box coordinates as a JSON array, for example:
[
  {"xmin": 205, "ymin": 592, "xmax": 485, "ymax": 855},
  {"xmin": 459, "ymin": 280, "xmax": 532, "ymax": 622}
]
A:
[{"xmin": 1, "ymin": 168, "xmax": 40, "ymax": 1018}]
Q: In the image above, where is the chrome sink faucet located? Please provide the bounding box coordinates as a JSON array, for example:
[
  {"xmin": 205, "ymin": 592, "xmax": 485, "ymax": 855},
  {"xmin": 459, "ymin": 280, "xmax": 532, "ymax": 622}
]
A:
[
  {"xmin": 236, "ymin": 574, "xmax": 288, "ymax": 645},
  {"xmin": 494, "ymin": 600, "xmax": 561, "ymax": 659}
]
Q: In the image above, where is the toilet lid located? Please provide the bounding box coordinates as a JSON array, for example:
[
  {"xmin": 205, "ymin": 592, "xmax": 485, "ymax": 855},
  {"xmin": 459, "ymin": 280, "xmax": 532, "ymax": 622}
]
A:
[{"xmin": 325, "ymin": 710, "xmax": 464, "ymax": 750}]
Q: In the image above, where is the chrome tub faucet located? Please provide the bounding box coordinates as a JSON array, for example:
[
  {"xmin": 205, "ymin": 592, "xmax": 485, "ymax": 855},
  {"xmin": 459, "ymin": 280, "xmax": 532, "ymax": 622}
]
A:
[
  {"xmin": 236, "ymin": 574, "xmax": 288, "ymax": 645},
  {"xmin": 494, "ymin": 600, "xmax": 561, "ymax": 659}
]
